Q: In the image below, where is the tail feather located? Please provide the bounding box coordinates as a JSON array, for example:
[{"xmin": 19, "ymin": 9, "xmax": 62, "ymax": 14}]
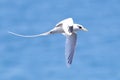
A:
[{"xmin": 8, "ymin": 31, "xmax": 50, "ymax": 38}]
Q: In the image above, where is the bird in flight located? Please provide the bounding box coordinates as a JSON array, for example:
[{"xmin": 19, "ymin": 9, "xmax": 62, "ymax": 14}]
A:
[{"xmin": 8, "ymin": 18, "xmax": 88, "ymax": 67}]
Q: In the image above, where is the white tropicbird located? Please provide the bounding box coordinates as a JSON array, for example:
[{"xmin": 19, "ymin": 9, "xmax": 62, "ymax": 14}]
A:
[{"xmin": 8, "ymin": 18, "xmax": 88, "ymax": 67}]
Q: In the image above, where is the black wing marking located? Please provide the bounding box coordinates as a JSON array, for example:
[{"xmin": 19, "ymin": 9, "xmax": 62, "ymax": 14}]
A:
[{"xmin": 68, "ymin": 26, "xmax": 73, "ymax": 33}]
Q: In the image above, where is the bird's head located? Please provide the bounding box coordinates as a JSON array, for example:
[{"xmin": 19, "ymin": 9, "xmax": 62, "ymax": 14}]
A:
[{"xmin": 74, "ymin": 24, "xmax": 88, "ymax": 31}]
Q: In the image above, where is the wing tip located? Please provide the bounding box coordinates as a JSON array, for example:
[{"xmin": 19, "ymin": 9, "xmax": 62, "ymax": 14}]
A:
[
  {"xmin": 66, "ymin": 63, "xmax": 71, "ymax": 68},
  {"xmin": 66, "ymin": 61, "xmax": 72, "ymax": 68}
]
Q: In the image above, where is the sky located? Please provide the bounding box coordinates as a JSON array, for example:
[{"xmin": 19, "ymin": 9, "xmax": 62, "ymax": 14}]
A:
[{"xmin": 0, "ymin": 0, "xmax": 120, "ymax": 80}]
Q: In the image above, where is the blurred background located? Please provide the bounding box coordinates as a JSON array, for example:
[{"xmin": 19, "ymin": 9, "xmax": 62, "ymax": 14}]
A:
[{"xmin": 0, "ymin": 0, "xmax": 120, "ymax": 80}]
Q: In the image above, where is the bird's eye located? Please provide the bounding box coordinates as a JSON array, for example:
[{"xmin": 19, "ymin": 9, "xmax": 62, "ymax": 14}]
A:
[{"xmin": 79, "ymin": 26, "xmax": 82, "ymax": 29}]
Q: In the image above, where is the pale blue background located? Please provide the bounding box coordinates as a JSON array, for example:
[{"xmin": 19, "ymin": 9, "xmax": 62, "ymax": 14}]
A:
[{"xmin": 0, "ymin": 0, "xmax": 120, "ymax": 80}]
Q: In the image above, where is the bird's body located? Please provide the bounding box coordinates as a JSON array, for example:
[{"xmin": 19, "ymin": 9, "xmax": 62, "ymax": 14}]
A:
[{"xmin": 8, "ymin": 18, "xmax": 88, "ymax": 67}]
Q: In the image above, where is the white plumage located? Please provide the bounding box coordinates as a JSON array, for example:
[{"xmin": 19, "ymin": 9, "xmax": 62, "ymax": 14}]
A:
[{"xmin": 8, "ymin": 18, "xmax": 88, "ymax": 67}]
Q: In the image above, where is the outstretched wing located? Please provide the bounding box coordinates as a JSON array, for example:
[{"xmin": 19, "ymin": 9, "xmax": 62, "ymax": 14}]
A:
[
  {"xmin": 65, "ymin": 33, "xmax": 77, "ymax": 67},
  {"xmin": 8, "ymin": 31, "xmax": 50, "ymax": 38}
]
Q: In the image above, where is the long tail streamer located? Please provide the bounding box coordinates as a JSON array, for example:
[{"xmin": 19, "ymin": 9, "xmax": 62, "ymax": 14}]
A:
[{"xmin": 8, "ymin": 31, "xmax": 49, "ymax": 38}]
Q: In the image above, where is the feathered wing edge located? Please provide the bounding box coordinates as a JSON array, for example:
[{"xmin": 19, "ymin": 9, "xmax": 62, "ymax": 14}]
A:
[{"xmin": 65, "ymin": 33, "xmax": 77, "ymax": 67}]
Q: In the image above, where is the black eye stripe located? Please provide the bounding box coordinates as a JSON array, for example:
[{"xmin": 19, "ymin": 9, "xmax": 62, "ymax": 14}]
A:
[{"xmin": 79, "ymin": 26, "xmax": 82, "ymax": 29}]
